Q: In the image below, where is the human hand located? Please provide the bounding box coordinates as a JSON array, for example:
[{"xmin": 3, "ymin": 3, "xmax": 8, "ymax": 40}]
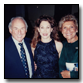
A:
[
  {"xmin": 34, "ymin": 61, "xmax": 37, "ymax": 71},
  {"xmin": 60, "ymin": 70, "xmax": 71, "ymax": 78}
]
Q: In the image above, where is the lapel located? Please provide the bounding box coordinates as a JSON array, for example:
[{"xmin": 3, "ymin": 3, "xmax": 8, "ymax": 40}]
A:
[
  {"xmin": 8, "ymin": 37, "xmax": 34, "ymax": 75},
  {"xmin": 8, "ymin": 37, "xmax": 24, "ymax": 69}
]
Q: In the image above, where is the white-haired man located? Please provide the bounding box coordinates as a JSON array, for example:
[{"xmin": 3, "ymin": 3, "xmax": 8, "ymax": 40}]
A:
[{"xmin": 5, "ymin": 17, "xmax": 34, "ymax": 78}]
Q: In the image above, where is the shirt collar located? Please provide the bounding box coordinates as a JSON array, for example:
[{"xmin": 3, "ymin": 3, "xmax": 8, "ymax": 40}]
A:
[{"xmin": 12, "ymin": 36, "xmax": 24, "ymax": 45}]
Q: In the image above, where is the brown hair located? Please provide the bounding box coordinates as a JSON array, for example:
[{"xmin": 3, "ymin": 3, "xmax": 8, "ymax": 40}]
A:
[
  {"xmin": 31, "ymin": 15, "xmax": 60, "ymax": 48},
  {"xmin": 59, "ymin": 14, "xmax": 78, "ymax": 32}
]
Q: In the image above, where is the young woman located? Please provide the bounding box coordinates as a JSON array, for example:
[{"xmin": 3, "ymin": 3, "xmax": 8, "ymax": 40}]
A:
[{"xmin": 31, "ymin": 15, "xmax": 63, "ymax": 78}]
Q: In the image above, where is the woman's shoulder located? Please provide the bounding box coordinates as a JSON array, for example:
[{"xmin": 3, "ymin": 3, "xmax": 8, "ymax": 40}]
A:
[
  {"xmin": 54, "ymin": 40, "xmax": 63, "ymax": 52},
  {"xmin": 54, "ymin": 40, "xmax": 63, "ymax": 47},
  {"xmin": 54, "ymin": 40, "xmax": 63, "ymax": 58}
]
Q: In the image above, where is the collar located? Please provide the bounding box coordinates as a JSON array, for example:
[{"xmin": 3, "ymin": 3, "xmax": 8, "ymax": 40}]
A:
[{"xmin": 12, "ymin": 36, "xmax": 24, "ymax": 45}]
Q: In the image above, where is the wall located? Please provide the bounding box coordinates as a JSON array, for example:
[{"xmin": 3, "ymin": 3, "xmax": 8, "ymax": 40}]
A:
[
  {"xmin": 4, "ymin": 5, "xmax": 16, "ymax": 39},
  {"xmin": 4, "ymin": 4, "xmax": 79, "ymax": 40},
  {"xmin": 72, "ymin": 5, "xmax": 79, "ymax": 14},
  {"xmin": 27, "ymin": 5, "xmax": 55, "ymax": 27}
]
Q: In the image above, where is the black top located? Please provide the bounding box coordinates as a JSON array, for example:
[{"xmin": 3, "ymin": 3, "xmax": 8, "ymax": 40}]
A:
[
  {"xmin": 33, "ymin": 39, "xmax": 59, "ymax": 78},
  {"xmin": 59, "ymin": 40, "xmax": 78, "ymax": 78}
]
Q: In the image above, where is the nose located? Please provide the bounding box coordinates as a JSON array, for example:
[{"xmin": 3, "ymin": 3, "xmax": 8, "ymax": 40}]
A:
[
  {"xmin": 18, "ymin": 30, "xmax": 21, "ymax": 34},
  {"xmin": 66, "ymin": 28, "xmax": 70, "ymax": 32},
  {"xmin": 44, "ymin": 28, "xmax": 47, "ymax": 32}
]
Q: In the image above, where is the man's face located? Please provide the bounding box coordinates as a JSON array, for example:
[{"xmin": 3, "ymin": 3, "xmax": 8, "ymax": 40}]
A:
[{"xmin": 9, "ymin": 18, "xmax": 27, "ymax": 42}]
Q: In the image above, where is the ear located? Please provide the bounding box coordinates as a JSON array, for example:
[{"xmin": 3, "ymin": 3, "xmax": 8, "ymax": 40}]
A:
[
  {"xmin": 9, "ymin": 27, "xmax": 12, "ymax": 34},
  {"xmin": 51, "ymin": 28, "xmax": 53, "ymax": 32},
  {"xmin": 26, "ymin": 29, "xmax": 27, "ymax": 33},
  {"xmin": 37, "ymin": 27, "xmax": 40, "ymax": 32},
  {"xmin": 76, "ymin": 27, "xmax": 78, "ymax": 33},
  {"xmin": 76, "ymin": 30, "xmax": 78, "ymax": 33},
  {"xmin": 76, "ymin": 29, "xmax": 78, "ymax": 33}
]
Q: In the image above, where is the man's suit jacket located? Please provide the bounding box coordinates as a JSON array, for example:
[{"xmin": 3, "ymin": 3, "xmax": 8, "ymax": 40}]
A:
[{"xmin": 5, "ymin": 36, "xmax": 34, "ymax": 78}]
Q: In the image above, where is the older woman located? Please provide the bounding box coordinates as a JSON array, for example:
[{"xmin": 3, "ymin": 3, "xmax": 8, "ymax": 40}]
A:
[{"xmin": 59, "ymin": 15, "xmax": 78, "ymax": 78}]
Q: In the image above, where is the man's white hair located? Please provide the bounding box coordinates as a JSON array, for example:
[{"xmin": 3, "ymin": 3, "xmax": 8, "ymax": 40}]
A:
[{"xmin": 8, "ymin": 16, "xmax": 28, "ymax": 30}]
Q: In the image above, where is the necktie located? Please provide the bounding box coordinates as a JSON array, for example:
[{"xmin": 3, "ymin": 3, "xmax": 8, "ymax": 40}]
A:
[{"xmin": 18, "ymin": 43, "xmax": 29, "ymax": 78}]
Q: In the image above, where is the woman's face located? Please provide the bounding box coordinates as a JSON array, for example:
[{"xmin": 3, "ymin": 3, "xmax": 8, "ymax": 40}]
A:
[
  {"xmin": 62, "ymin": 21, "xmax": 78, "ymax": 42},
  {"xmin": 38, "ymin": 21, "xmax": 53, "ymax": 40}
]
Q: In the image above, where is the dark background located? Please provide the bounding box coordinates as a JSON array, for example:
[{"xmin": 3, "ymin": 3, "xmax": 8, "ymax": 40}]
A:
[{"xmin": 4, "ymin": 4, "xmax": 79, "ymax": 42}]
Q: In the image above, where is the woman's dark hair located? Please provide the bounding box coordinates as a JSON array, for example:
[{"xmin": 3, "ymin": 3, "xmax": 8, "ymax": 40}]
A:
[{"xmin": 31, "ymin": 15, "xmax": 60, "ymax": 48}]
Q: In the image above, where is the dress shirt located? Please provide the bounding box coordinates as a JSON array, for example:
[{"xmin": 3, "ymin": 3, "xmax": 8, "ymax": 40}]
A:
[{"xmin": 12, "ymin": 36, "xmax": 32, "ymax": 78}]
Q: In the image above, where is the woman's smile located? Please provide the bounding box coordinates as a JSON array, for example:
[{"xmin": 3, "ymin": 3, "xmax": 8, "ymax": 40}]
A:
[{"xmin": 43, "ymin": 33, "xmax": 48, "ymax": 36}]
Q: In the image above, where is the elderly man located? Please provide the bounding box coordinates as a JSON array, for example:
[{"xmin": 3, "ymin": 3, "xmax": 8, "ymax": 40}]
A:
[{"xmin": 5, "ymin": 17, "xmax": 34, "ymax": 78}]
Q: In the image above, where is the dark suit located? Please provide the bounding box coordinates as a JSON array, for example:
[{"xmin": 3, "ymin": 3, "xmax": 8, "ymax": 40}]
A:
[{"xmin": 5, "ymin": 36, "xmax": 34, "ymax": 78}]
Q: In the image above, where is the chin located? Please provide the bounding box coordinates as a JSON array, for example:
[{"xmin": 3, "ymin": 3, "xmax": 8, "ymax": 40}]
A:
[
  {"xmin": 17, "ymin": 40, "xmax": 22, "ymax": 42},
  {"xmin": 65, "ymin": 37, "xmax": 71, "ymax": 40},
  {"xmin": 17, "ymin": 38, "xmax": 23, "ymax": 42},
  {"xmin": 64, "ymin": 35, "xmax": 71, "ymax": 39},
  {"xmin": 43, "ymin": 37, "xmax": 49, "ymax": 39}
]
